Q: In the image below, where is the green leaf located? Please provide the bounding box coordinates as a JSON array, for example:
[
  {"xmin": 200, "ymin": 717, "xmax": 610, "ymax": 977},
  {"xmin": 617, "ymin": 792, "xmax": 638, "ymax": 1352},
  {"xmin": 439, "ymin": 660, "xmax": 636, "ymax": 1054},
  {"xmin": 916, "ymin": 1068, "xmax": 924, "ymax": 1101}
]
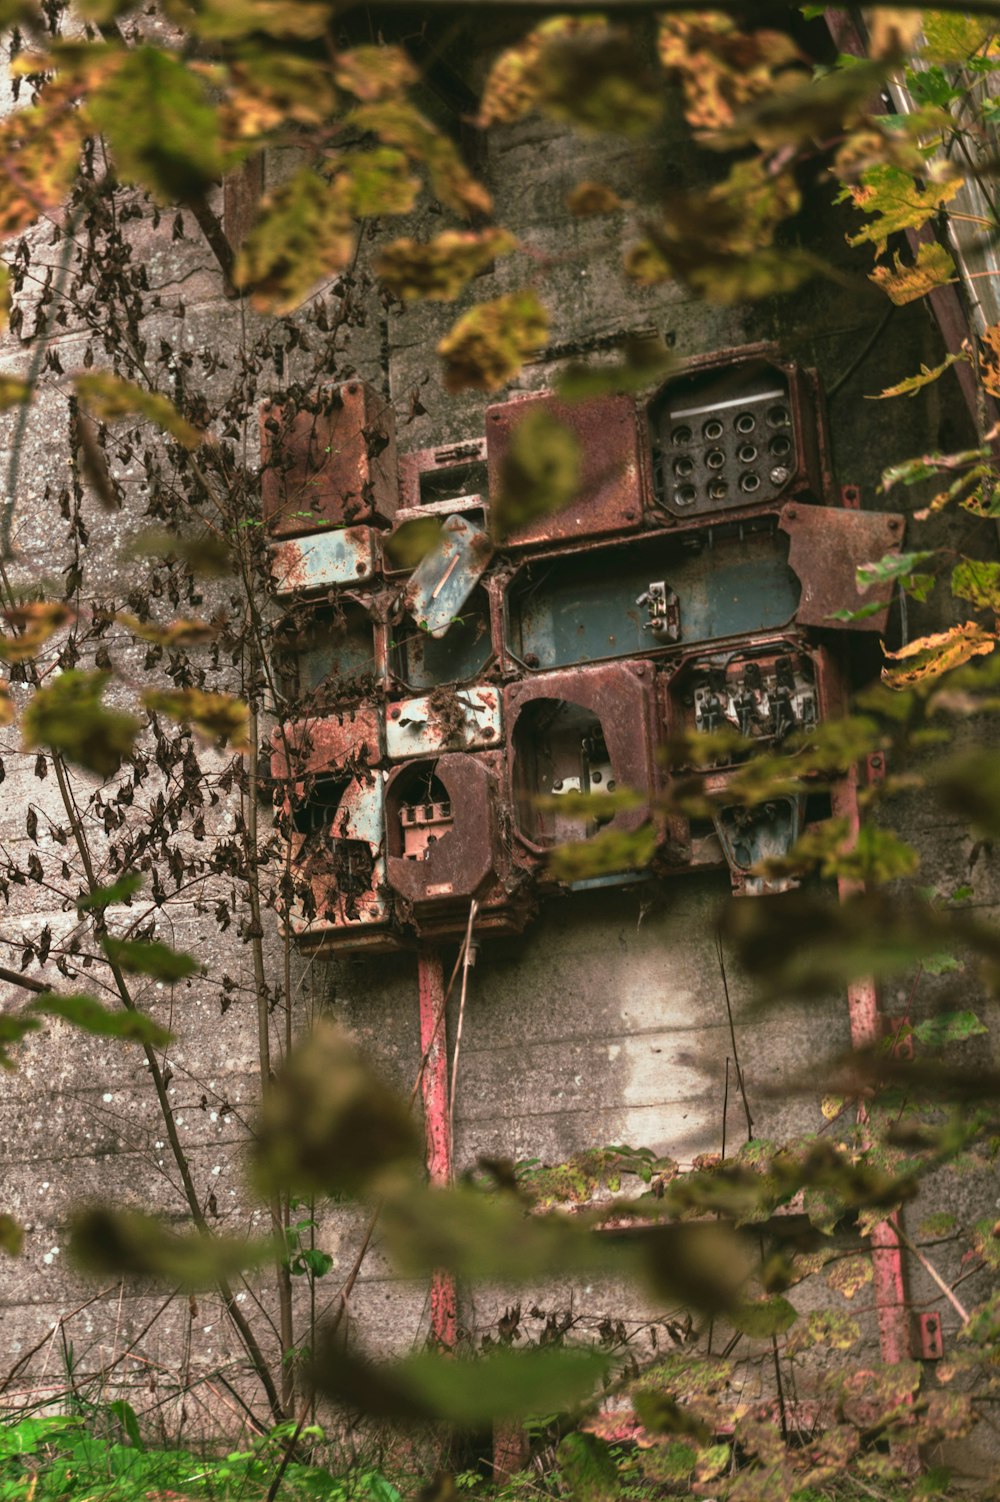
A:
[
  {"xmin": 70, "ymin": 1207, "xmax": 274, "ymax": 1288},
  {"xmin": 106, "ymin": 1400, "xmax": 143, "ymax": 1450},
  {"xmin": 142, "ymin": 688, "xmax": 250, "ymax": 751},
  {"xmin": 29, "ymin": 993, "xmax": 172, "ymax": 1048},
  {"xmin": 845, "ymin": 163, "xmax": 965, "ymax": 254},
  {"xmin": 233, "ymin": 166, "xmax": 355, "ymax": 316},
  {"xmin": 730, "ymin": 1295, "xmax": 798, "ymax": 1338},
  {"xmin": 437, "ymin": 290, "xmax": 548, "ymax": 393},
  {"xmin": 254, "ymin": 1021, "xmax": 422, "ymax": 1199},
  {"xmin": 0, "ymin": 1014, "xmax": 41, "ymax": 1070},
  {"xmin": 869, "ymin": 241, "xmax": 957, "ymax": 305},
  {"xmin": 101, "ymin": 938, "xmax": 198, "ymax": 982},
  {"xmin": 90, "ymin": 47, "xmax": 224, "ymax": 203},
  {"xmin": 493, "ymin": 407, "xmax": 581, "ymax": 539},
  {"xmin": 869, "ymin": 352, "xmax": 965, "ymax": 400},
  {"xmin": 75, "ymin": 372, "xmax": 203, "ymax": 449},
  {"xmin": 0, "ymin": 1214, "xmax": 22, "ymax": 1256},
  {"xmin": 857, "ymin": 550, "xmax": 936, "ymax": 589},
  {"xmin": 556, "ymin": 334, "xmax": 674, "ymax": 399},
  {"xmin": 310, "ymin": 1343, "xmax": 610, "ymax": 1424},
  {"xmin": 77, "ymin": 873, "xmax": 143, "ymax": 912},
  {"xmin": 952, "ymin": 558, "xmax": 1000, "ymax": 611},
  {"xmin": 22, "ymin": 670, "xmax": 140, "ymax": 777},
  {"xmin": 549, "ymin": 824, "xmax": 657, "ymax": 883},
  {"xmin": 375, "ymin": 229, "xmax": 517, "ymax": 302},
  {"xmin": 557, "ymin": 1433, "xmax": 620, "ymax": 1502},
  {"xmin": 337, "ymin": 147, "xmax": 420, "ymax": 218},
  {"xmin": 912, "ymin": 1010, "xmax": 988, "ymax": 1048}
]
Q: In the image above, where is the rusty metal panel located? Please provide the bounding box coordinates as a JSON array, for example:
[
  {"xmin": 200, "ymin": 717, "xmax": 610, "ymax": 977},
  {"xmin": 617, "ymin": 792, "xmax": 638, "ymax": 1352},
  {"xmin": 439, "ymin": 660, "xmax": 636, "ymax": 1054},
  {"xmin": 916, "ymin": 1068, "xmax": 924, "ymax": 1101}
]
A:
[
  {"xmin": 271, "ymin": 708, "xmax": 382, "ymax": 788},
  {"xmin": 486, "ymin": 391, "xmax": 644, "ymax": 548},
  {"xmin": 779, "ymin": 503, "xmax": 904, "ymax": 631},
  {"xmin": 386, "ymin": 684, "xmax": 502, "ymax": 760},
  {"xmin": 401, "ymin": 514, "xmax": 494, "ymax": 638},
  {"xmin": 261, "ymin": 380, "xmax": 398, "ymax": 536},
  {"xmin": 269, "ymin": 527, "xmax": 378, "ymax": 596},
  {"xmin": 385, "ymin": 752, "xmax": 499, "ymax": 907},
  {"xmin": 289, "ymin": 772, "xmax": 390, "ymax": 938},
  {"xmin": 399, "ymin": 438, "xmax": 488, "ymax": 510},
  {"xmin": 505, "ymin": 661, "xmax": 656, "ymax": 855}
]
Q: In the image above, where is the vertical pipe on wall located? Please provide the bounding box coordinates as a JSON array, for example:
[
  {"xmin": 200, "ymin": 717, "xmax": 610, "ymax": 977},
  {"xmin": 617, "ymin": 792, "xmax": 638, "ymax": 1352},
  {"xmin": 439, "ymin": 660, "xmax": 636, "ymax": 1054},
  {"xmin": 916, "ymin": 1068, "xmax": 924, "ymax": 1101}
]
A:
[
  {"xmin": 417, "ymin": 945, "xmax": 458, "ymax": 1348},
  {"xmin": 831, "ymin": 767, "xmax": 912, "ymax": 1368}
]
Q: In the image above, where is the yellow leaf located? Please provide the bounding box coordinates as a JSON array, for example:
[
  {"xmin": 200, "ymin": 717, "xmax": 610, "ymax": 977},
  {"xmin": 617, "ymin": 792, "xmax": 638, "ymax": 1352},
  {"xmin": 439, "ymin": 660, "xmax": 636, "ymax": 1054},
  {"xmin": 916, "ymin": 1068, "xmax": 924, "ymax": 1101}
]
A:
[
  {"xmin": 375, "ymin": 229, "xmax": 517, "ymax": 302},
  {"xmin": 981, "ymin": 323, "xmax": 1000, "ymax": 397},
  {"xmin": 75, "ymin": 372, "xmax": 203, "ymax": 449},
  {"xmin": 566, "ymin": 181, "xmax": 622, "ymax": 216},
  {"xmin": 333, "ymin": 45, "xmax": 417, "ymax": 102},
  {"xmin": 0, "ymin": 681, "xmax": 13, "ymax": 727},
  {"xmin": 0, "ymin": 376, "xmax": 32, "ymax": 409},
  {"xmin": 882, "ymin": 622, "xmax": 996, "ymax": 688},
  {"xmin": 478, "ymin": 17, "xmax": 604, "ymax": 127},
  {"xmin": 117, "ymin": 613, "xmax": 221, "ymax": 648},
  {"xmin": 845, "ymin": 163, "xmax": 965, "ymax": 254},
  {"xmin": 658, "ymin": 14, "xmax": 804, "ymax": 134},
  {"xmin": 869, "ymin": 350, "xmax": 965, "ymax": 399},
  {"xmin": 869, "ymin": 241, "xmax": 956, "ymax": 305},
  {"xmin": 0, "ymin": 603, "xmax": 75, "ymax": 663},
  {"xmin": 867, "ymin": 8, "xmax": 924, "ymax": 59},
  {"xmin": 437, "ymin": 290, "xmax": 548, "ymax": 393},
  {"xmin": 350, "ymin": 100, "xmax": 491, "ymax": 219},
  {"xmin": 143, "ymin": 688, "xmax": 250, "ymax": 751},
  {"xmin": 0, "ymin": 87, "xmax": 85, "ymax": 237},
  {"xmin": 232, "ymin": 166, "xmax": 355, "ymax": 316}
]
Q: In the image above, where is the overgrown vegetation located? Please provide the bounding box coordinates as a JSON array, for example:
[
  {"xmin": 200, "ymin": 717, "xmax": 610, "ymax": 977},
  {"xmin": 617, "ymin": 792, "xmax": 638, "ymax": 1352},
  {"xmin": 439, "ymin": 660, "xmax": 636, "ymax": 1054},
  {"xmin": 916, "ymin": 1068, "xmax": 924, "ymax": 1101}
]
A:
[{"xmin": 0, "ymin": 1, "xmax": 999, "ymax": 1498}]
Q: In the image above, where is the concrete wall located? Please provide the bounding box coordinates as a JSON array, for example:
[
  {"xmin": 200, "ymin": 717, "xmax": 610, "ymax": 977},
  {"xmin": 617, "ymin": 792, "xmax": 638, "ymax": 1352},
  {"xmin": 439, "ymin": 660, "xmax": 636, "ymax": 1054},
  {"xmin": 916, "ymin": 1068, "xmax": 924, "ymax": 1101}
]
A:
[{"xmin": 0, "ymin": 14, "xmax": 996, "ymax": 1449}]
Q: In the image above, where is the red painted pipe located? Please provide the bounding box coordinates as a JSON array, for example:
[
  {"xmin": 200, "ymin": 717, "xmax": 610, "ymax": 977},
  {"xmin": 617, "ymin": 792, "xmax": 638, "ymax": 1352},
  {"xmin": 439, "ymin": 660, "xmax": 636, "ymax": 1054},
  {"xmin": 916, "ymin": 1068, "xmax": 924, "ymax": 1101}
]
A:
[{"xmin": 417, "ymin": 946, "xmax": 457, "ymax": 1348}]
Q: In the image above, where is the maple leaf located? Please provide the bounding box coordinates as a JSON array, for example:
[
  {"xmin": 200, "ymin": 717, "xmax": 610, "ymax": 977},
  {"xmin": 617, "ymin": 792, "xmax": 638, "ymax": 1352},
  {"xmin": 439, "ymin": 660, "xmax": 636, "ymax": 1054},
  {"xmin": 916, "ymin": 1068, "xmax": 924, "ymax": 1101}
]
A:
[
  {"xmin": 375, "ymin": 229, "xmax": 517, "ymax": 302},
  {"xmin": 232, "ymin": 166, "xmax": 355, "ymax": 315},
  {"xmin": 844, "ymin": 163, "xmax": 965, "ymax": 254},
  {"xmin": 869, "ymin": 241, "xmax": 956, "ymax": 304},
  {"xmin": 437, "ymin": 290, "xmax": 548, "ymax": 393},
  {"xmin": 882, "ymin": 622, "xmax": 996, "ymax": 689}
]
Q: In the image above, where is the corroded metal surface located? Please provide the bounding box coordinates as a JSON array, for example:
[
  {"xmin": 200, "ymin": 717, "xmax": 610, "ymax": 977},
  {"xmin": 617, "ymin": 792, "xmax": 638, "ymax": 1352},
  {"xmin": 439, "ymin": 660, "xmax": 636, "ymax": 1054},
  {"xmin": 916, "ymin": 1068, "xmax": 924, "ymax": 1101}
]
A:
[
  {"xmin": 779, "ymin": 502, "xmax": 904, "ymax": 631},
  {"xmin": 261, "ymin": 380, "xmax": 398, "ymax": 536},
  {"xmin": 270, "ymin": 708, "xmax": 382, "ymax": 789},
  {"xmin": 385, "ymin": 753, "xmax": 498, "ymax": 909},
  {"xmin": 399, "ymin": 437, "xmax": 487, "ymax": 511},
  {"xmin": 486, "ymin": 391, "xmax": 645, "ymax": 547},
  {"xmin": 269, "ymin": 527, "xmax": 378, "ymax": 596},
  {"xmin": 401, "ymin": 514, "xmax": 494, "ymax": 638},
  {"xmin": 386, "ymin": 684, "xmax": 502, "ymax": 760}
]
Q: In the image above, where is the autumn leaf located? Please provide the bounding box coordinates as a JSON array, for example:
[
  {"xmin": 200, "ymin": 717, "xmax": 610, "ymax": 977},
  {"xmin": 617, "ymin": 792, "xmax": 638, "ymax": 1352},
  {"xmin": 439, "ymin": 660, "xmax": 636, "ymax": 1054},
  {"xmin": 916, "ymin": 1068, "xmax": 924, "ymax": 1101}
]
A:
[
  {"xmin": 22, "ymin": 670, "xmax": 140, "ymax": 776},
  {"xmin": 657, "ymin": 14, "xmax": 804, "ymax": 135},
  {"xmin": 167, "ymin": 0, "xmax": 329, "ymax": 41},
  {"xmin": 221, "ymin": 46, "xmax": 337, "ymax": 137},
  {"xmin": 333, "ymin": 45, "xmax": 417, "ymax": 102},
  {"xmin": 89, "ymin": 47, "xmax": 224, "ymax": 204},
  {"xmin": 350, "ymin": 100, "xmax": 492, "ymax": 218},
  {"xmin": 882, "ymin": 622, "xmax": 996, "ymax": 689},
  {"xmin": 0, "ymin": 87, "xmax": 85, "ymax": 236},
  {"xmin": 951, "ymin": 559, "xmax": 1000, "ymax": 612},
  {"xmin": 0, "ymin": 682, "xmax": 12, "ymax": 727},
  {"xmin": 337, "ymin": 148, "xmax": 419, "ymax": 218},
  {"xmin": 0, "ymin": 602, "xmax": 74, "ymax": 663},
  {"xmin": 437, "ymin": 290, "xmax": 548, "ymax": 393},
  {"xmin": 869, "ymin": 241, "xmax": 956, "ymax": 305},
  {"xmin": 867, "ymin": 8, "xmax": 924, "ymax": 59},
  {"xmin": 527, "ymin": 23, "xmax": 663, "ymax": 135},
  {"xmin": 921, "ymin": 11, "xmax": 1000, "ymax": 61},
  {"xmin": 75, "ymin": 372, "xmax": 204, "ymax": 450},
  {"xmin": 116, "ymin": 613, "xmax": 222, "ymax": 648},
  {"xmin": 232, "ymin": 166, "xmax": 355, "ymax": 315},
  {"xmin": 478, "ymin": 17, "xmax": 605, "ymax": 127},
  {"xmin": 868, "ymin": 351, "xmax": 966, "ymax": 399},
  {"xmin": 844, "ymin": 163, "xmax": 965, "ymax": 254},
  {"xmin": 143, "ymin": 687, "xmax": 250, "ymax": 751},
  {"xmin": 980, "ymin": 323, "xmax": 1000, "ymax": 397},
  {"xmin": 375, "ymin": 229, "xmax": 517, "ymax": 302},
  {"xmin": 0, "ymin": 375, "xmax": 31, "ymax": 409},
  {"xmin": 566, "ymin": 181, "xmax": 622, "ymax": 216},
  {"xmin": 493, "ymin": 408, "xmax": 581, "ymax": 538}
]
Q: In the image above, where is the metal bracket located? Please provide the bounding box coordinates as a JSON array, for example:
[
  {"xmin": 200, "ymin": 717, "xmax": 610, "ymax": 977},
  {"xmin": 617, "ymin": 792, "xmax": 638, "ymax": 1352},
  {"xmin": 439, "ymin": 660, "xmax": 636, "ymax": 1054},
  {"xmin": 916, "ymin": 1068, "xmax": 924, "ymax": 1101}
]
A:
[{"xmin": 913, "ymin": 1312, "xmax": 944, "ymax": 1360}]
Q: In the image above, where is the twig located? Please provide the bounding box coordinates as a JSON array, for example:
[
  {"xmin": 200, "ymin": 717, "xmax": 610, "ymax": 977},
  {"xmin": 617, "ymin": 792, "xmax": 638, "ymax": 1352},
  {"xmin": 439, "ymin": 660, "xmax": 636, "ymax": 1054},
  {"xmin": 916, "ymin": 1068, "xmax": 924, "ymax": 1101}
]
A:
[
  {"xmin": 718, "ymin": 937, "xmax": 753, "ymax": 1140},
  {"xmin": 889, "ymin": 1222, "xmax": 970, "ymax": 1324},
  {"xmin": 448, "ymin": 899, "xmax": 478, "ymax": 1153}
]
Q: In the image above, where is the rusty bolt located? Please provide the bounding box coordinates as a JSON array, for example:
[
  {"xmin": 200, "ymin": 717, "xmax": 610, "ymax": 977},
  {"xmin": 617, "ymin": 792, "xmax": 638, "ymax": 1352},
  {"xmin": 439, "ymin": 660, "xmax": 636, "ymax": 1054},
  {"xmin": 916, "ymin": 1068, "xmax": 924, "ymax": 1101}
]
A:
[
  {"xmin": 870, "ymin": 754, "xmax": 883, "ymax": 769},
  {"xmin": 356, "ymin": 563, "xmax": 366, "ymax": 574},
  {"xmin": 889, "ymin": 519, "xmax": 901, "ymax": 532},
  {"xmin": 484, "ymin": 726, "xmax": 496, "ymax": 739},
  {"xmin": 624, "ymin": 510, "xmax": 637, "ymax": 522},
  {"xmin": 785, "ymin": 506, "xmax": 797, "ymax": 519},
  {"xmin": 390, "ymin": 707, "xmax": 401, "ymax": 720},
  {"xmin": 634, "ymin": 663, "xmax": 646, "ymax": 676},
  {"xmin": 524, "ymin": 653, "xmax": 539, "ymax": 667}
]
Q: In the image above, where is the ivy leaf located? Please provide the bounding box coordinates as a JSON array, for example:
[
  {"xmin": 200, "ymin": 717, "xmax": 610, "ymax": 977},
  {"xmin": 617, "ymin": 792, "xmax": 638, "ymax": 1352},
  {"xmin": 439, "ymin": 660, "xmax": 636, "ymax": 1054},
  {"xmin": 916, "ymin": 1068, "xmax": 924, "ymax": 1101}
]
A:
[
  {"xmin": 102, "ymin": 937, "xmax": 198, "ymax": 982},
  {"xmin": 494, "ymin": 407, "xmax": 581, "ymax": 539},
  {"xmin": 22, "ymin": 670, "xmax": 140, "ymax": 776},
  {"xmin": 882, "ymin": 622, "xmax": 996, "ymax": 689},
  {"xmin": 437, "ymin": 290, "xmax": 548, "ymax": 394},
  {"xmin": 869, "ymin": 351, "xmax": 966, "ymax": 399},
  {"xmin": 75, "ymin": 372, "xmax": 203, "ymax": 450},
  {"xmin": 77, "ymin": 873, "xmax": 143, "ymax": 913},
  {"xmin": 952, "ymin": 559, "xmax": 1000, "ymax": 611},
  {"xmin": 142, "ymin": 688, "xmax": 250, "ymax": 751},
  {"xmin": 0, "ymin": 603, "xmax": 74, "ymax": 663},
  {"xmin": 870, "ymin": 241, "xmax": 957, "ymax": 305},
  {"xmin": 232, "ymin": 166, "xmax": 354, "ymax": 315},
  {"xmin": 89, "ymin": 47, "xmax": 224, "ymax": 203},
  {"xmin": 912, "ymin": 1010, "xmax": 988, "ymax": 1048},
  {"xmin": 337, "ymin": 147, "xmax": 419, "ymax": 218},
  {"xmin": 844, "ymin": 163, "xmax": 965, "ymax": 254},
  {"xmin": 375, "ymin": 229, "xmax": 517, "ymax": 303},
  {"xmin": 28, "ymin": 993, "xmax": 172, "ymax": 1048},
  {"xmin": 70, "ymin": 1207, "xmax": 274, "ymax": 1287}
]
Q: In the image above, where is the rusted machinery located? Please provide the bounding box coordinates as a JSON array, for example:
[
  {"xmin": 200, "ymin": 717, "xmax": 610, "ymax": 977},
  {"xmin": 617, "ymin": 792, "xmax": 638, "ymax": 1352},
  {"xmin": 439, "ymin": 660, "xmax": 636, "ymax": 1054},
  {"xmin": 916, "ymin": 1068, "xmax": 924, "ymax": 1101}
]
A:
[{"xmin": 266, "ymin": 345, "xmax": 903, "ymax": 954}]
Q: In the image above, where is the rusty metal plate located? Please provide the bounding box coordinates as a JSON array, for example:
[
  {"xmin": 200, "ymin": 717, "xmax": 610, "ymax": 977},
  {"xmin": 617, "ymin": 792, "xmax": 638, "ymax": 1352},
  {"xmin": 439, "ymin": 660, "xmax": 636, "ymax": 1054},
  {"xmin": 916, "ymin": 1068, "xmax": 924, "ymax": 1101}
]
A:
[
  {"xmin": 486, "ymin": 391, "xmax": 644, "ymax": 548},
  {"xmin": 386, "ymin": 684, "xmax": 502, "ymax": 760},
  {"xmin": 289, "ymin": 773, "xmax": 390, "ymax": 937},
  {"xmin": 271, "ymin": 708, "xmax": 382, "ymax": 789},
  {"xmin": 269, "ymin": 527, "xmax": 378, "ymax": 596},
  {"xmin": 385, "ymin": 752, "xmax": 498, "ymax": 907},
  {"xmin": 399, "ymin": 438, "xmax": 488, "ymax": 510},
  {"xmin": 779, "ymin": 503, "xmax": 904, "ymax": 632},
  {"xmin": 402, "ymin": 514, "xmax": 494, "ymax": 638},
  {"xmin": 261, "ymin": 380, "xmax": 398, "ymax": 536}
]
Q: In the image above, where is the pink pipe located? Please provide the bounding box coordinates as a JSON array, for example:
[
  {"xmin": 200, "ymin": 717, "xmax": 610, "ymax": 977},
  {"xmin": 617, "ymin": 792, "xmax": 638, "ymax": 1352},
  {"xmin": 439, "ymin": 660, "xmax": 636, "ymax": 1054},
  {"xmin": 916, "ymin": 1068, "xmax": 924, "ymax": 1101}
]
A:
[{"xmin": 417, "ymin": 946, "xmax": 457, "ymax": 1348}]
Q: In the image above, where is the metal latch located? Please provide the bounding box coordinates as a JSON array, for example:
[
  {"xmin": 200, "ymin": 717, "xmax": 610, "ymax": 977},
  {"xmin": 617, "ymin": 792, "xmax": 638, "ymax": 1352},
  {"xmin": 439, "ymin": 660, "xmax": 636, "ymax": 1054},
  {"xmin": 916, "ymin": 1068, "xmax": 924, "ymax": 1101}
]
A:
[{"xmin": 636, "ymin": 581, "xmax": 680, "ymax": 641}]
